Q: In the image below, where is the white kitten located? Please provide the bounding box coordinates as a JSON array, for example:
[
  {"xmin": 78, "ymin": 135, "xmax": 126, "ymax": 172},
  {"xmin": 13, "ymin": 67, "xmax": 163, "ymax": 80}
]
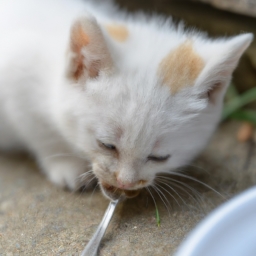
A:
[{"xmin": 0, "ymin": 0, "xmax": 253, "ymax": 199}]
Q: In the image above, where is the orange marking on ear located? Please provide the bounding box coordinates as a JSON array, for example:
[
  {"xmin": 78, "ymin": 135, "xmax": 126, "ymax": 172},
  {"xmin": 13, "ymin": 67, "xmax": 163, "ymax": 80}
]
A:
[
  {"xmin": 69, "ymin": 22, "xmax": 91, "ymax": 80},
  {"xmin": 70, "ymin": 22, "xmax": 90, "ymax": 53},
  {"xmin": 68, "ymin": 19, "xmax": 114, "ymax": 81},
  {"xmin": 105, "ymin": 24, "xmax": 129, "ymax": 42},
  {"xmin": 159, "ymin": 40, "xmax": 204, "ymax": 94}
]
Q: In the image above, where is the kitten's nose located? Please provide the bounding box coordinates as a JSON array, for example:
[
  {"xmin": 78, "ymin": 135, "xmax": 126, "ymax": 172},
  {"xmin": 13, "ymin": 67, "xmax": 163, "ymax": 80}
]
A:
[{"xmin": 116, "ymin": 177, "xmax": 135, "ymax": 189}]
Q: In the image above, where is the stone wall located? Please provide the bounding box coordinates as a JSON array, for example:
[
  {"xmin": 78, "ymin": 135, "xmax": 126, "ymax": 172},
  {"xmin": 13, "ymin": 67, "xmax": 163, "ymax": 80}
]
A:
[{"xmin": 192, "ymin": 0, "xmax": 256, "ymax": 18}]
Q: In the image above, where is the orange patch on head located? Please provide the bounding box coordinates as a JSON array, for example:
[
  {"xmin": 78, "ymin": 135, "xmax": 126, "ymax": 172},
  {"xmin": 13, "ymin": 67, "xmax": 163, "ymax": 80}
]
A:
[
  {"xmin": 158, "ymin": 40, "xmax": 204, "ymax": 94},
  {"xmin": 105, "ymin": 24, "xmax": 129, "ymax": 42}
]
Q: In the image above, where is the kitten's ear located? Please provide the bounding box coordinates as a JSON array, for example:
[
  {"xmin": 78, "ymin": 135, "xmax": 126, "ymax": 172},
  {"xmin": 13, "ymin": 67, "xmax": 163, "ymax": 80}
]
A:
[
  {"xmin": 195, "ymin": 33, "xmax": 253, "ymax": 103},
  {"xmin": 66, "ymin": 16, "xmax": 114, "ymax": 81}
]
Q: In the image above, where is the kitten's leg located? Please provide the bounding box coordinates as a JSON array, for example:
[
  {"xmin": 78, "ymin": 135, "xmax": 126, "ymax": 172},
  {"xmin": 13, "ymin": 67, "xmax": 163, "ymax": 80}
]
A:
[{"xmin": 37, "ymin": 154, "xmax": 95, "ymax": 191}]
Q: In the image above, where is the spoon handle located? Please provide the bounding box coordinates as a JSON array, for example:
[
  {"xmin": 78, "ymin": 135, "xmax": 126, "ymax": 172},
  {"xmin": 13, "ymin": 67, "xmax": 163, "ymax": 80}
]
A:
[{"xmin": 80, "ymin": 199, "xmax": 119, "ymax": 256}]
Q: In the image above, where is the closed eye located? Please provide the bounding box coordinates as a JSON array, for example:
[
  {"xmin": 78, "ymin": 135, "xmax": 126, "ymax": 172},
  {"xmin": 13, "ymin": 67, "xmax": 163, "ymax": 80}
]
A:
[
  {"xmin": 147, "ymin": 154, "xmax": 170, "ymax": 162},
  {"xmin": 98, "ymin": 140, "xmax": 116, "ymax": 151}
]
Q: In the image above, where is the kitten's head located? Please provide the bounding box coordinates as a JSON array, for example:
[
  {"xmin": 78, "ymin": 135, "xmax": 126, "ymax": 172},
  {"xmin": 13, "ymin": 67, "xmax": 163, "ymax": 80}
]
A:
[{"xmin": 56, "ymin": 17, "xmax": 253, "ymax": 200}]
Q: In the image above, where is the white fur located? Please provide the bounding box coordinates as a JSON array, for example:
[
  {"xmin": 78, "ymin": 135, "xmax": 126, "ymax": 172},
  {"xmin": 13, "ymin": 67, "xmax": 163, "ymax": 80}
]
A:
[{"xmin": 0, "ymin": 0, "xmax": 253, "ymax": 198}]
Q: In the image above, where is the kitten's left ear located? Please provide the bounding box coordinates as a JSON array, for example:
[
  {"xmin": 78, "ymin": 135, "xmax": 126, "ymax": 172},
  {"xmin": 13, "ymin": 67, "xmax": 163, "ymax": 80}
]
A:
[
  {"xmin": 66, "ymin": 16, "xmax": 114, "ymax": 81},
  {"xmin": 195, "ymin": 33, "xmax": 253, "ymax": 103}
]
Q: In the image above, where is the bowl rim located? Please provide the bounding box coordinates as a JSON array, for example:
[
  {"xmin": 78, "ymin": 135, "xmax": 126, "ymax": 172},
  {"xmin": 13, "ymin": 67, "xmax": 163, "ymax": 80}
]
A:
[{"xmin": 174, "ymin": 186, "xmax": 256, "ymax": 256}]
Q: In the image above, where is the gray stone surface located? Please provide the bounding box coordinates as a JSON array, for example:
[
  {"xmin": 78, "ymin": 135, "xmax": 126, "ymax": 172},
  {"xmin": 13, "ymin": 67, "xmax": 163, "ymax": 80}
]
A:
[{"xmin": 0, "ymin": 121, "xmax": 256, "ymax": 255}]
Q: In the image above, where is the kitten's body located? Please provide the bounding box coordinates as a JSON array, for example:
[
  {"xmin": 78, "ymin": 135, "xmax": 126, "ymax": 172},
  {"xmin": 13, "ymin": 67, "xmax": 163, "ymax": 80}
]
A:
[{"xmin": 0, "ymin": 0, "xmax": 252, "ymax": 198}]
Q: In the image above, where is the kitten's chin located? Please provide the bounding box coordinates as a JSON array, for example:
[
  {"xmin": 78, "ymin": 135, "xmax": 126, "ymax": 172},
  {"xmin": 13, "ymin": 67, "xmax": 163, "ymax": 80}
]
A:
[{"xmin": 100, "ymin": 182, "xmax": 141, "ymax": 201}]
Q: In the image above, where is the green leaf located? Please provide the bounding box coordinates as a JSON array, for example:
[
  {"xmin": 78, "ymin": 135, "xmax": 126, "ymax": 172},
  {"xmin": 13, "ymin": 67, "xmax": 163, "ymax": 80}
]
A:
[
  {"xmin": 155, "ymin": 204, "xmax": 161, "ymax": 227},
  {"xmin": 225, "ymin": 83, "xmax": 239, "ymax": 102},
  {"xmin": 229, "ymin": 110, "xmax": 256, "ymax": 125},
  {"xmin": 222, "ymin": 87, "xmax": 256, "ymax": 120}
]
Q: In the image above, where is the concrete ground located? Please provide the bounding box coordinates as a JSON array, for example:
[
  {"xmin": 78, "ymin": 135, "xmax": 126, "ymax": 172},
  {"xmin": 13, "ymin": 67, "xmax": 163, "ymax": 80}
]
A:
[{"xmin": 0, "ymin": 121, "xmax": 256, "ymax": 256}]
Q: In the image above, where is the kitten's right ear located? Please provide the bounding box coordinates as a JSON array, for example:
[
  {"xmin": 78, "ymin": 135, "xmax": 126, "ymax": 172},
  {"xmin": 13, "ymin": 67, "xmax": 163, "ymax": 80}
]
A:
[
  {"xmin": 194, "ymin": 33, "xmax": 253, "ymax": 103},
  {"xmin": 66, "ymin": 16, "xmax": 114, "ymax": 81}
]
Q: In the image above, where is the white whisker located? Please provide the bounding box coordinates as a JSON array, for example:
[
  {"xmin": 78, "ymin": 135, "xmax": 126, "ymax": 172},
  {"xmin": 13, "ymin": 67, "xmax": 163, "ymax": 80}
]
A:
[
  {"xmin": 157, "ymin": 176, "xmax": 203, "ymax": 199},
  {"xmin": 158, "ymin": 178, "xmax": 205, "ymax": 212},
  {"xmin": 78, "ymin": 170, "xmax": 94, "ymax": 182},
  {"xmin": 161, "ymin": 172, "xmax": 223, "ymax": 198},
  {"xmin": 151, "ymin": 185, "xmax": 171, "ymax": 216},
  {"xmin": 89, "ymin": 182, "xmax": 99, "ymax": 205},
  {"xmin": 43, "ymin": 153, "xmax": 89, "ymax": 162},
  {"xmin": 146, "ymin": 187, "xmax": 158, "ymax": 218},
  {"xmin": 154, "ymin": 181, "xmax": 182, "ymax": 207}
]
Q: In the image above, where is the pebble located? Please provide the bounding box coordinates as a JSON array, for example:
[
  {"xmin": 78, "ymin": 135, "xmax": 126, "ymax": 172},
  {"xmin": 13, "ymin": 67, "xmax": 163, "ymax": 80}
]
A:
[
  {"xmin": 0, "ymin": 201, "xmax": 13, "ymax": 212},
  {"xmin": 237, "ymin": 122, "xmax": 254, "ymax": 142},
  {"xmin": 58, "ymin": 248, "xmax": 66, "ymax": 253}
]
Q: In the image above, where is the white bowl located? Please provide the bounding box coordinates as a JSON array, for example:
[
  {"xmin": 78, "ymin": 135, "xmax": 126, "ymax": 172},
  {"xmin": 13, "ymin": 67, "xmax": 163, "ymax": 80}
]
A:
[{"xmin": 175, "ymin": 186, "xmax": 256, "ymax": 256}]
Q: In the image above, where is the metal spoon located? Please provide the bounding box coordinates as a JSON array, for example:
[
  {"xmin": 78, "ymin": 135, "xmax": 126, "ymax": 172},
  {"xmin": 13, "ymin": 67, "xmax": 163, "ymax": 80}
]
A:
[{"xmin": 80, "ymin": 198, "xmax": 120, "ymax": 256}]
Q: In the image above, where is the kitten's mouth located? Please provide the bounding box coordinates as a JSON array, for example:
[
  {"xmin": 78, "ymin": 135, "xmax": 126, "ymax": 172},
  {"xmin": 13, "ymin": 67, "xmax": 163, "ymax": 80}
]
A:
[{"xmin": 100, "ymin": 182, "xmax": 141, "ymax": 200}]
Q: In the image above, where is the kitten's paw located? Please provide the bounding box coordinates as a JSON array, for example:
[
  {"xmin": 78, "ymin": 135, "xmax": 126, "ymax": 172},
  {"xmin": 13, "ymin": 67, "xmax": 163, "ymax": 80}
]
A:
[
  {"xmin": 47, "ymin": 165, "xmax": 79, "ymax": 190},
  {"xmin": 40, "ymin": 157, "xmax": 94, "ymax": 191}
]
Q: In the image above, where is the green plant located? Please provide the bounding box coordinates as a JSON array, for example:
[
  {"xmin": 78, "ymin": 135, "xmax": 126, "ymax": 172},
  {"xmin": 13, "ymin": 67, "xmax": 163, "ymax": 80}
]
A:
[
  {"xmin": 222, "ymin": 84, "xmax": 256, "ymax": 124},
  {"xmin": 155, "ymin": 204, "xmax": 161, "ymax": 227}
]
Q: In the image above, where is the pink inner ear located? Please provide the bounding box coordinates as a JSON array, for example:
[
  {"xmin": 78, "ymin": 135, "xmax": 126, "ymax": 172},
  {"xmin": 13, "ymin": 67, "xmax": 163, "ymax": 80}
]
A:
[
  {"xmin": 70, "ymin": 22, "xmax": 90, "ymax": 80},
  {"xmin": 70, "ymin": 22, "xmax": 90, "ymax": 53},
  {"xmin": 207, "ymin": 82, "xmax": 223, "ymax": 104},
  {"xmin": 67, "ymin": 18, "xmax": 114, "ymax": 81}
]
